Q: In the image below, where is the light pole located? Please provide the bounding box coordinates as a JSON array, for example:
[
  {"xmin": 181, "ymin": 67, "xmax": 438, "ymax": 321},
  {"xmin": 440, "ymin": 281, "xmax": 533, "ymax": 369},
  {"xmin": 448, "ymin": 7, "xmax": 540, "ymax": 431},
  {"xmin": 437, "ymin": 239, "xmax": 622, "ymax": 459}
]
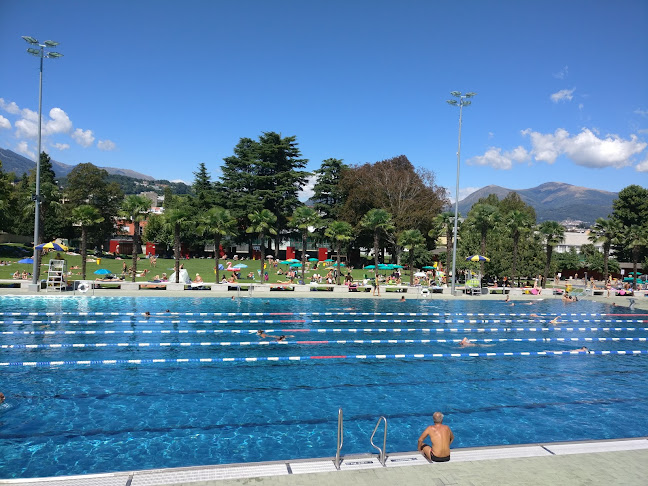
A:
[
  {"xmin": 446, "ymin": 91, "xmax": 476, "ymax": 295},
  {"xmin": 22, "ymin": 36, "xmax": 63, "ymax": 288}
]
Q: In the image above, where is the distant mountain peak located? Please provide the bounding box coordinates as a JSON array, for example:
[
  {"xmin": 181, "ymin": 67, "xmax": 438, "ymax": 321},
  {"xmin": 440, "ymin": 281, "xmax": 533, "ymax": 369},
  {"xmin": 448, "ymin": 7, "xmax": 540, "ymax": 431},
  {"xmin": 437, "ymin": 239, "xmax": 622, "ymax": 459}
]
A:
[{"xmin": 457, "ymin": 182, "xmax": 616, "ymax": 225}]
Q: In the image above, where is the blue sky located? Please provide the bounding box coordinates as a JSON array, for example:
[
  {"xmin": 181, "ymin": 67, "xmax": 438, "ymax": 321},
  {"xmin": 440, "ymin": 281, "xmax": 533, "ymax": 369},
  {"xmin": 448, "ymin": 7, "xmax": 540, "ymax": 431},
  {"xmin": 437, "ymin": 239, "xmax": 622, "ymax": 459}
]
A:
[{"xmin": 1, "ymin": 0, "xmax": 647, "ymax": 202}]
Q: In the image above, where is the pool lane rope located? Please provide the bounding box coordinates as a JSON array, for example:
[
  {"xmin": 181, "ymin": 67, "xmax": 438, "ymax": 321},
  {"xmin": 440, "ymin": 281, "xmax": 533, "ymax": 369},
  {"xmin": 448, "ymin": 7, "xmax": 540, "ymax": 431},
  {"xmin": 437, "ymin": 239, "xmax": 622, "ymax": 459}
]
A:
[
  {"xmin": 3, "ymin": 336, "xmax": 646, "ymax": 349},
  {"xmin": 2, "ymin": 349, "xmax": 646, "ymax": 367},
  {"xmin": 3, "ymin": 326, "xmax": 648, "ymax": 336},
  {"xmin": 2, "ymin": 318, "xmax": 646, "ymax": 326},
  {"xmin": 0, "ymin": 311, "xmax": 644, "ymax": 318}
]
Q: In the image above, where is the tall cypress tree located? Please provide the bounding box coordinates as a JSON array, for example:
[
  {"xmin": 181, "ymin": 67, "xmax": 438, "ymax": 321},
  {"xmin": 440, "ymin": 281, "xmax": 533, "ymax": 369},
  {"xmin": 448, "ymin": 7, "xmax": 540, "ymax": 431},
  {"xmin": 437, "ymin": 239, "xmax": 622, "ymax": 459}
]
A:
[{"xmin": 312, "ymin": 158, "xmax": 348, "ymax": 222}]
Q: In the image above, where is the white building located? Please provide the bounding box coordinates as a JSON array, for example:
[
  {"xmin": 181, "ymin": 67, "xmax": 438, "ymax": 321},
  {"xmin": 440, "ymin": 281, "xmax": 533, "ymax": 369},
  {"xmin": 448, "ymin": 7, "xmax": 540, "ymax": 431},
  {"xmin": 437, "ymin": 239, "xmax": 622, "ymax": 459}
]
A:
[{"xmin": 554, "ymin": 231, "xmax": 603, "ymax": 254}]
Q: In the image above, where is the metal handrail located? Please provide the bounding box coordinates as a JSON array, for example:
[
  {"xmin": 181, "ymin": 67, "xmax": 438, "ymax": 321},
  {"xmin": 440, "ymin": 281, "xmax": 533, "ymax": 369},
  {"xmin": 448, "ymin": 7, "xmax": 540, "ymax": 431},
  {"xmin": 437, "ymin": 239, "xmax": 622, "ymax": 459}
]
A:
[
  {"xmin": 334, "ymin": 408, "xmax": 344, "ymax": 470},
  {"xmin": 370, "ymin": 416, "xmax": 388, "ymax": 466}
]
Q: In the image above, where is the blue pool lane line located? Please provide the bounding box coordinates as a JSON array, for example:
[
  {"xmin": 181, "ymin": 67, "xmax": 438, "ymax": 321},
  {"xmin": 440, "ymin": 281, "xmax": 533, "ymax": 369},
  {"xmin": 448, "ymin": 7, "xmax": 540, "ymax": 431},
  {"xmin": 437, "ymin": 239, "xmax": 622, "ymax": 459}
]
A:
[
  {"xmin": 1, "ymin": 349, "xmax": 647, "ymax": 367},
  {"xmin": 3, "ymin": 326, "xmax": 648, "ymax": 336},
  {"xmin": 3, "ymin": 336, "xmax": 646, "ymax": 349}
]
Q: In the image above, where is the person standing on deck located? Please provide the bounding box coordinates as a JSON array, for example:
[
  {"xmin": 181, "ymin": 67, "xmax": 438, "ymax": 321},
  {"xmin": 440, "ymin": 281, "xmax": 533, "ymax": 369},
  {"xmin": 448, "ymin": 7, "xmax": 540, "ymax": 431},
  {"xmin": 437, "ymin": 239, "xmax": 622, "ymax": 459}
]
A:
[{"xmin": 417, "ymin": 412, "xmax": 454, "ymax": 462}]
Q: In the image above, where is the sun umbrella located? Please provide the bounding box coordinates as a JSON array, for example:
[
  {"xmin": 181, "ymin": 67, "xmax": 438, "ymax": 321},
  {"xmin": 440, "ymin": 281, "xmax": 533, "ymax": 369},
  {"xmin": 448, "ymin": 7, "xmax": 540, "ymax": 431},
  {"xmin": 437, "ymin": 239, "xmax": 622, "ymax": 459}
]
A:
[
  {"xmin": 94, "ymin": 268, "xmax": 112, "ymax": 275},
  {"xmin": 278, "ymin": 260, "xmax": 292, "ymax": 265},
  {"xmin": 391, "ymin": 264, "xmax": 404, "ymax": 269},
  {"xmin": 233, "ymin": 264, "xmax": 248, "ymax": 268},
  {"xmin": 308, "ymin": 258, "xmax": 319, "ymax": 262},
  {"xmin": 365, "ymin": 265, "xmax": 376, "ymax": 269},
  {"xmin": 289, "ymin": 262, "xmax": 302, "ymax": 267},
  {"xmin": 288, "ymin": 259, "xmax": 300, "ymax": 263},
  {"xmin": 466, "ymin": 255, "xmax": 490, "ymax": 262},
  {"xmin": 35, "ymin": 241, "xmax": 68, "ymax": 251},
  {"xmin": 331, "ymin": 262, "xmax": 346, "ymax": 267},
  {"xmin": 422, "ymin": 265, "xmax": 436, "ymax": 270},
  {"xmin": 323, "ymin": 259, "xmax": 333, "ymax": 262},
  {"xmin": 18, "ymin": 258, "xmax": 34, "ymax": 264},
  {"xmin": 414, "ymin": 272, "xmax": 427, "ymax": 277}
]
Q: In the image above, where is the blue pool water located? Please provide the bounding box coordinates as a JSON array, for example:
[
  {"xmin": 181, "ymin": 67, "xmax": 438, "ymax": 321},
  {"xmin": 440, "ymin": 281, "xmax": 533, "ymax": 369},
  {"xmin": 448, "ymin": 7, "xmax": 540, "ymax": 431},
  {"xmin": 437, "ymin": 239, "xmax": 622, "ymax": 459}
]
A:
[{"xmin": 0, "ymin": 295, "xmax": 647, "ymax": 479}]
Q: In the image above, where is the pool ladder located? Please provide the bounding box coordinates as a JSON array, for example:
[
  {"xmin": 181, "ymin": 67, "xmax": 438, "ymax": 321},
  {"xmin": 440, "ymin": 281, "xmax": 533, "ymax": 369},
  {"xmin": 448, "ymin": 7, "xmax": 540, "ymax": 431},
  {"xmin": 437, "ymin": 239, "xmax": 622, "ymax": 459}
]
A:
[{"xmin": 334, "ymin": 409, "xmax": 388, "ymax": 470}]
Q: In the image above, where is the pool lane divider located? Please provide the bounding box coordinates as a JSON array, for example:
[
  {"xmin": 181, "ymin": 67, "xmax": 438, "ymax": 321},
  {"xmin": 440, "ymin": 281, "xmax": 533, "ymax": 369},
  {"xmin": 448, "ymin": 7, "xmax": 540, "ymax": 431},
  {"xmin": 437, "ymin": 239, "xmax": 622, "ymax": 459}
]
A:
[
  {"xmin": 2, "ymin": 318, "xmax": 646, "ymax": 325},
  {"xmin": 1, "ymin": 311, "xmax": 645, "ymax": 318},
  {"xmin": 3, "ymin": 336, "xmax": 646, "ymax": 349},
  {"xmin": 1, "ymin": 349, "xmax": 647, "ymax": 367},
  {"xmin": 3, "ymin": 326, "xmax": 648, "ymax": 336}
]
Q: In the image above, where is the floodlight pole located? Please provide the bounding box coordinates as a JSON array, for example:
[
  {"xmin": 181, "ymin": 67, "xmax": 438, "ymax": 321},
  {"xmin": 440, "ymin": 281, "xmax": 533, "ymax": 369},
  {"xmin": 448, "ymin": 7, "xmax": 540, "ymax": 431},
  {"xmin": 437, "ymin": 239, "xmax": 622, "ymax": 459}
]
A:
[
  {"xmin": 22, "ymin": 36, "xmax": 62, "ymax": 287},
  {"xmin": 446, "ymin": 91, "xmax": 476, "ymax": 295}
]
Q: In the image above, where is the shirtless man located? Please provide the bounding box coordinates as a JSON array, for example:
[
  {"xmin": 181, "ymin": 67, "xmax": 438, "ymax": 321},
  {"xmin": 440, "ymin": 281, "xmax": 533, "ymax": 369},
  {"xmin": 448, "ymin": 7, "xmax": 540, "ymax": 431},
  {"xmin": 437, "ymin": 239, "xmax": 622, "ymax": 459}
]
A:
[{"xmin": 417, "ymin": 412, "xmax": 454, "ymax": 462}]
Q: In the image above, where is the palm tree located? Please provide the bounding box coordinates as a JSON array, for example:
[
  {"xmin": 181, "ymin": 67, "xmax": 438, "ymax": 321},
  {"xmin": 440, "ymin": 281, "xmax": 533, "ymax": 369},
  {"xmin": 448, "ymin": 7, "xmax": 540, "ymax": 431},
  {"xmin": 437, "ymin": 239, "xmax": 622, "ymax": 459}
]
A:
[
  {"xmin": 164, "ymin": 207, "xmax": 192, "ymax": 283},
  {"xmin": 431, "ymin": 211, "xmax": 457, "ymax": 273},
  {"xmin": 625, "ymin": 224, "xmax": 648, "ymax": 289},
  {"xmin": 399, "ymin": 229, "xmax": 426, "ymax": 286},
  {"xmin": 468, "ymin": 204, "xmax": 499, "ymax": 276},
  {"xmin": 539, "ymin": 220, "xmax": 565, "ymax": 288},
  {"xmin": 360, "ymin": 208, "xmax": 394, "ymax": 269},
  {"xmin": 120, "ymin": 195, "xmax": 151, "ymax": 282},
  {"xmin": 588, "ymin": 217, "xmax": 622, "ymax": 282},
  {"xmin": 199, "ymin": 207, "xmax": 238, "ymax": 283},
  {"xmin": 325, "ymin": 221, "xmax": 354, "ymax": 285},
  {"xmin": 247, "ymin": 209, "xmax": 277, "ymax": 280},
  {"xmin": 506, "ymin": 209, "xmax": 533, "ymax": 283},
  {"xmin": 290, "ymin": 206, "xmax": 322, "ymax": 280},
  {"xmin": 70, "ymin": 205, "xmax": 104, "ymax": 280}
]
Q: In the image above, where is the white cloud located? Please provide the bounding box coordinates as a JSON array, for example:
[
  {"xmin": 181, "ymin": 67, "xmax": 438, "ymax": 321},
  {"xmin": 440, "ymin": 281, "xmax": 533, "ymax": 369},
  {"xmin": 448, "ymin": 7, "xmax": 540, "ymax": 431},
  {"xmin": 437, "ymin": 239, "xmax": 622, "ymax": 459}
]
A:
[
  {"xmin": 638, "ymin": 128, "xmax": 648, "ymax": 135},
  {"xmin": 53, "ymin": 143, "xmax": 70, "ymax": 151},
  {"xmin": 16, "ymin": 141, "xmax": 35, "ymax": 160},
  {"xmin": 298, "ymin": 174, "xmax": 318, "ymax": 202},
  {"xmin": 0, "ymin": 98, "xmax": 21, "ymax": 115},
  {"xmin": 553, "ymin": 66, "xmax": 568, "ymax": 79},
  {"xmin": 15, "ymin": 117, "xmax": 38, "ymax": 139},
  {"xmin": 635, "ymin": 156, "xmax": 648, "ymax": 172},
  {"xmin": 72, "ymin": 128, "xmax": 95, "ymax": 147},
  {"xmin": 550, "ymin": 88, "xmax": 575, "ymax": 103},
  {"xmin": 522, "ymin": 128, "xmax": 647, "ymax": 168},
  {"xmin": 635, "ymin": 108, "xmax": 648, "ymax": 117},
  {"xmin": 44, "ymin": 108, "xmax": 72, "ymax": 135},
  {"xmin": 0, "ymin": 115, "xmax": 10, "ymax": 130},
  {"xmin": 467, "ymin": 146, "xmax": 529, "ymax": 170},
  {"xmin": 97, "ymin": 139, "xmax": 116, "ymax": 151}
]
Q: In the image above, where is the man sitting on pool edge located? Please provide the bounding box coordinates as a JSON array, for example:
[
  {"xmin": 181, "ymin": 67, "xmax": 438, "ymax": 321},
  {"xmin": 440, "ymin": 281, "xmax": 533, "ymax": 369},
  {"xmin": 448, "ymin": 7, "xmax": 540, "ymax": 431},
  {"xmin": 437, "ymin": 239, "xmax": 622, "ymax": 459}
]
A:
[{"xmin": 417, "ymin": 411, "xmax": 454, "ymax": 462}]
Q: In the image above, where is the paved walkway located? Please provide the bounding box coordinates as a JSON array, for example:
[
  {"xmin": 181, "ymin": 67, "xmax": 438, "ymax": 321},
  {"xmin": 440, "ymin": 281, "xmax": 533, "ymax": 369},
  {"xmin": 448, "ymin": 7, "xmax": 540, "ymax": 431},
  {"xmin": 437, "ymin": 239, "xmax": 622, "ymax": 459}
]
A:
[{"xmin": 2, "ymin": 439, "xmax": 647, "ymax": 486}]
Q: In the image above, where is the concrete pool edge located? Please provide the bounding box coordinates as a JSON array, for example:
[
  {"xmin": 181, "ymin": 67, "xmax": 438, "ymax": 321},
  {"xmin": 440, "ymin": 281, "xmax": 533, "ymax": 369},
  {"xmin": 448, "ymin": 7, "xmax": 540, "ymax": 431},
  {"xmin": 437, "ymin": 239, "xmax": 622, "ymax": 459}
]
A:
[{"xmin": 2, "ymin": 437, "xmax": 647, "ymax": 485}]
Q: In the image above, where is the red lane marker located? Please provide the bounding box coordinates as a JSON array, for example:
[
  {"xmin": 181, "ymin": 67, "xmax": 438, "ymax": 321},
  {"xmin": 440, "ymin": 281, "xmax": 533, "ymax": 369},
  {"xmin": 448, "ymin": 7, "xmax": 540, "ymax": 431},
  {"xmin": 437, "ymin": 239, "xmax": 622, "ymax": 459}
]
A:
[
  {"xmin": 310, "ymin": 355, "xmax": 346, "ymax": 359},
  {"xmin": 285, "ymin": 329, "xmax": 310, "ymax": 332},
  {"xmin": 279, "ymin": 320, "xmax": 306, "ymax": 323},
  {"xmin": 297, "ymin": 341, "xmax": 328, "ymax": 344}
]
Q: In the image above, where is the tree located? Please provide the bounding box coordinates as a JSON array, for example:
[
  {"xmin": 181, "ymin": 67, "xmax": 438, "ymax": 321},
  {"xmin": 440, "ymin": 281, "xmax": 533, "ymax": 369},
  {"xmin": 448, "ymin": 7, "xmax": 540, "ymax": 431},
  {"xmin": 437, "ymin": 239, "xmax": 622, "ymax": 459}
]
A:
[
  {"xmin": 192, "ymin": 162, "xmax": 215, "ymax": 211},
  {"xmin": 290, "ymin": 206, "xmax": 322, "ymax": 280},
  {"xmin": 538, "ymin": 221, "xmax": 565, "ymax": 287},
  {"xmin": 610, "ymin": 185, "xmax": 648, "ymax": 263},
  {"xmin": 164, "ymin": 207, "xmax": 192, "ymax": 283},
  {"xmin": 246, "ymin": 209, "xmax": 277, "ymax": 280},
  {"xmin": 70, "ymin": 205, "xmax": 104, "ymax": 280},
  {"xmin": 340, "ymin": 156, "xmax": 447, "ymax": 235},
  {"xmin": 588, "ymin": 217, "xmax": 622, "ymax": 281},
  {"xmin": 312, "ymin": 158, "xmax": 348, "ymax": 221},
  {"xmin": 466, "ymin": 203, "xmax": 499, "ymax": 276},
  {"xmin": 199, "ymin": 207, "xmax": 238, "ymax": 283},
  {"xmin": 360, "ymin": 208, "xmax": 394, "ymax": 269},
  {"xmin": 65, "ymin": 163, "xmax": 124, "ymax": 246},
  {"xmin": 506, "ymin": 209, "xmax": 533, "ymax": 282},
  {"xmin": 625, "ymin": 224, "xmax": 648, "ymax": 288},
  {"xmin": 324, "ymin": 221, "xmax": 354, "ymax": 285},
  {"xmin": 431, "ymin": 211, "xmax": 457, "ymax": 273},
  {"xmin": 120, "ymin": 195, "xmax": 152, "ymax": 282},
  {"xmin": 216, "ymin": 132, "xmax": 309, "ymax": 257},
  {"xmin": 399, "ymin": 229, "xmax": 426, "ymax": 286}
]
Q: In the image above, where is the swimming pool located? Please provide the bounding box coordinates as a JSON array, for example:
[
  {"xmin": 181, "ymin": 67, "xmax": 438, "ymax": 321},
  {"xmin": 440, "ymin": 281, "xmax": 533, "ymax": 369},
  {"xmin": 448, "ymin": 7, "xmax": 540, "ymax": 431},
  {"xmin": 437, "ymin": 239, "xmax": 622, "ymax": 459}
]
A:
[{"xmin": 1, "ymin": 296, "xmax": 647, "ymax": 479}]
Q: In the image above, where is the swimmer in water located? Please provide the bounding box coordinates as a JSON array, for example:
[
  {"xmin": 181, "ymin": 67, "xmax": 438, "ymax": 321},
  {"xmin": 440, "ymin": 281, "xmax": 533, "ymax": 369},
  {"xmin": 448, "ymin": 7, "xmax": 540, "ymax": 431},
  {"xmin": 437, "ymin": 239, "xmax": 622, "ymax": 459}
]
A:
[
  {"xmin": 0, "ymin": 392, "xmax": 5, "ymax": 404},
  {"xmin": 545, "ymin": 346, "xmax": 590, "ymax": 353},
  {"xmin": 459, "ymin": 337, "xmax": 495, "ymax": 348},
  {"xmin": 257, "ymin": 330, "xmax": 294, "ymax": 341}
]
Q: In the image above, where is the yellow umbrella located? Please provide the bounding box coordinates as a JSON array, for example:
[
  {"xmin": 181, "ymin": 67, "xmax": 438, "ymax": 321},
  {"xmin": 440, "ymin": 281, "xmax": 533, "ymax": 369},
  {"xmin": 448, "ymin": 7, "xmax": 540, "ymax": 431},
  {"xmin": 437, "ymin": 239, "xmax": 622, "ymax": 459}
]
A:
[
  {"xmin": 466, "ymin": 255, "xmax": 490, "ymax": 262},
  {"xmin": 35, "ymin": 241, "xmax": 69, "ymax": 251}
]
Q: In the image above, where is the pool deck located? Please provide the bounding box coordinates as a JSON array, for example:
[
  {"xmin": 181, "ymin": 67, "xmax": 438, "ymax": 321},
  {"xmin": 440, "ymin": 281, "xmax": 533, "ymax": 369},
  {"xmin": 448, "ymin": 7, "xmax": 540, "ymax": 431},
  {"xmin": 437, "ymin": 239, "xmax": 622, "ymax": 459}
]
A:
[
  {"xmin": 0, "ymin": 285, "xmax": 646, "ymax": 311},
  {"xmin": 1, "ymin": 438, "xmax": 647, "ymax": 486}
]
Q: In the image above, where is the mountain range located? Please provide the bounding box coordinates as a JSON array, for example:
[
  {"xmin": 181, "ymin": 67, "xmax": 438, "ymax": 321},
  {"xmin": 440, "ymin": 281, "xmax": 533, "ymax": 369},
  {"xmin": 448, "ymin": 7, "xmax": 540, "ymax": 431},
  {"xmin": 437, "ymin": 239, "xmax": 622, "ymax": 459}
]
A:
[
  {"xmin": 0, "ymin": 147, "xmax": 154, "ymax": 181},
  {"xmin": 457, "ymin": 182, "xmax": 617, "ymax": 224},
  {"xmin": 1, "ymin": 147, "xmax": 617, "ymax": 224}
]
